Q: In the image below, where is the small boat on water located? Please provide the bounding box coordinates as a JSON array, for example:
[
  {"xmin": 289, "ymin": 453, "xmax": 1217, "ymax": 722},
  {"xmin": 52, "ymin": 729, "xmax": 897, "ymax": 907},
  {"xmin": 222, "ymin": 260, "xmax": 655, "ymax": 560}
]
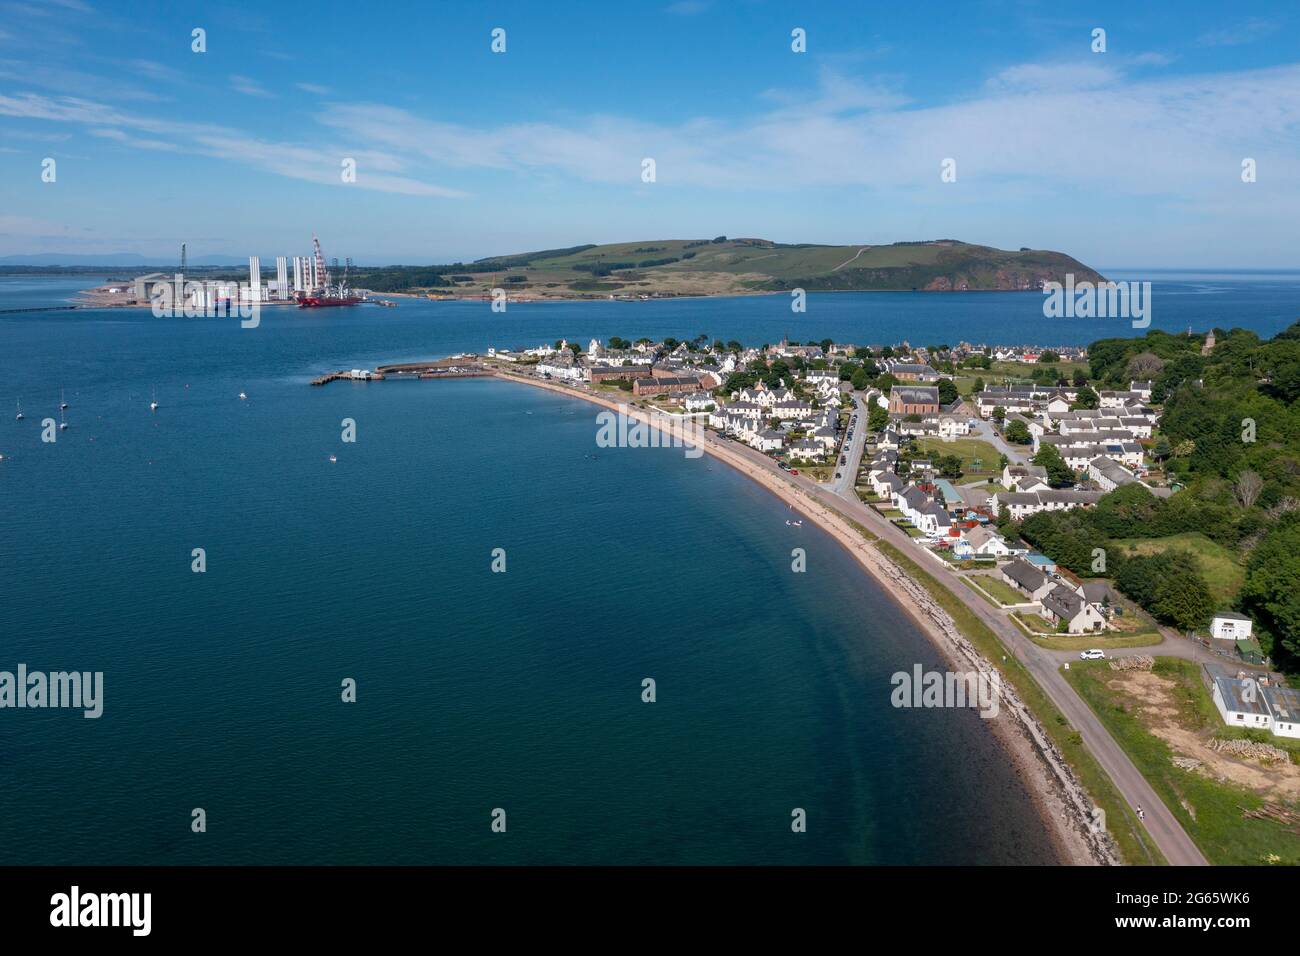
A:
[
  {"xmin": 59, "ymin": 408, "xmax": 68, "ymax": 431},
  {"xmin": 239, "ymin": 391, "xmax": 247, "ymax": 401},
  {"xmin": 60, "ymin": 389, "xmax": 68, "ymax": 410},
  {"xmin": 329, "ymin": 454, "xmax": 337, "ymax": 463},
  {"xmin": 15, "ymin": 399, "xmax": 22, "ymax": 421},
  {"xmin": 150, "ymin": 387, "xmax": 158, "ymax": 412}
]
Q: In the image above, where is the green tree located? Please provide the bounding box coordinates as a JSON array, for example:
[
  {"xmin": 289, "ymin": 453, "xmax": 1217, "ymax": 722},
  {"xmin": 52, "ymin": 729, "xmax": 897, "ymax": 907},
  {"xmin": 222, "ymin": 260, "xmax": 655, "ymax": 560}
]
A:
[
  {"xmin": 1152, "ymin": 561, "xmax": 1217, "ymax": 632},
  {"xmin": 936, "ymin": 378, "xmax": 959, "ymax": 406},
  {"xmin": 1242, "ymin": 516, "xmax": 1300, "ymax": 664},
  {"xmin": 996, "ymin": 505, "xmax": 1016, "ymax": 533},
  {"xmin": 1071, "ymin": 386, "xmax": 1099, "ymax": 410},
  {"xmin": 1032, "ymin": 444, "xmax": 1075, "ymax": 487},
  {"xmin": 1005, "ymin": 419, "xmax": 1032, "ymax": 444},
  {"xmin": 867, "ymin": 404, "xmax": 889, "ymax": 432}
]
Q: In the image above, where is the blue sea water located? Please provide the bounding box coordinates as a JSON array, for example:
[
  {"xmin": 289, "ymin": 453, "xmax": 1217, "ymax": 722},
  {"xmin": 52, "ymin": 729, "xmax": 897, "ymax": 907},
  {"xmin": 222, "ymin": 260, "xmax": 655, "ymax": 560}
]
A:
[{"xmin": 0, "ymin": 273, "xmax": 1295, "ymax": 865}]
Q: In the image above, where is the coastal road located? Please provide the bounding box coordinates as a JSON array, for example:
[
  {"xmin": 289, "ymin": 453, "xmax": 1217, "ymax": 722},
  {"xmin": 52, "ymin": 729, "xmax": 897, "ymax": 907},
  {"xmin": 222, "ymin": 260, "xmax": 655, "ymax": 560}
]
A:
[
  {"xmin": 688, "ymin": 424, "xmax": 1208, "ymax": 866},
  {"xmin": 810, "ymin": 480, "xmax": 1209, "ymax": 866}
]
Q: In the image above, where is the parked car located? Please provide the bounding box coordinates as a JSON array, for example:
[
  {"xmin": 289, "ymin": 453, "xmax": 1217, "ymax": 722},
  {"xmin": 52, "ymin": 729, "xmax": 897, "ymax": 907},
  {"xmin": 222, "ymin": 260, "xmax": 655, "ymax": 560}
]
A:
[{"xmin": 1079, "ymin": 649, "xmax": 1106, "ymax": 660}]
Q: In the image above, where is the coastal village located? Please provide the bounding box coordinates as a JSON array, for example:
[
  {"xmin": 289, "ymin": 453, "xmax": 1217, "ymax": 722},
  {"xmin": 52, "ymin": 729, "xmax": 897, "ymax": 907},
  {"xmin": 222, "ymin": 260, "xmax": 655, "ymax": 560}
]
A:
[
  {"xmin": 322, "ymin": 326, "xmax": 1300, "ymax": 865},
  {"xmin": 472, "ymin": 334, "xmax": 1255, "ymax": 654}
]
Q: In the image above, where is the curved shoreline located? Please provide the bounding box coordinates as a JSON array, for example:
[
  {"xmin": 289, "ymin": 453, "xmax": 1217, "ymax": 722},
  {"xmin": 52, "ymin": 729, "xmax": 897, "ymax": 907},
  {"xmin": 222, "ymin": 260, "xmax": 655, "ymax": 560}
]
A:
[{"xmin": 490, "ymin": 368, "xmax": 1111, "ymax": 866}]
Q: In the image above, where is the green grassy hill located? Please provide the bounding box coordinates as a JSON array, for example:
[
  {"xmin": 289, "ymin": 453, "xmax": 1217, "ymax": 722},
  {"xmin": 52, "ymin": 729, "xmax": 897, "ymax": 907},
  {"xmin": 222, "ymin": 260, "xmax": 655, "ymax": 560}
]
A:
[{"xmin": 351, "ymin": 238, "xmax": 1103, "ymax": 298}]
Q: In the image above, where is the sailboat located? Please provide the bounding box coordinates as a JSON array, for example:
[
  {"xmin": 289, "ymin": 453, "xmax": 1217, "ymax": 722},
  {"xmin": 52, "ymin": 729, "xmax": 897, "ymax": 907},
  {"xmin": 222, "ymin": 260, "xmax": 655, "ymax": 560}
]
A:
[
  {"xmin": 15, "ymin": 399, "xmax": 22, "ymax": 421},
  {"xmin": 239, "ymin": 391, "xmax": 247, "ymax": 401},
  {"xmin": 60, "ymin": 389, "xmax": 68, "ymax": 410},
  {"xmin": 59, "ymin": 407, "xmax": 68, "ymax": 431},
  {"xmin": 150, "ymin": 387, "xmax": 158, "ymax": 412}
]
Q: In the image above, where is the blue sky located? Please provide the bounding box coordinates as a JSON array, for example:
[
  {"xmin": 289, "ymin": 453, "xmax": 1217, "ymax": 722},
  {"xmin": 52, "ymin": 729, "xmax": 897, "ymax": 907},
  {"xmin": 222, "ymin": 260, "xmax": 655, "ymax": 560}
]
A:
[{"xmin": 1, "ymin": 0, "xmax": 1298, "ymax": 267}]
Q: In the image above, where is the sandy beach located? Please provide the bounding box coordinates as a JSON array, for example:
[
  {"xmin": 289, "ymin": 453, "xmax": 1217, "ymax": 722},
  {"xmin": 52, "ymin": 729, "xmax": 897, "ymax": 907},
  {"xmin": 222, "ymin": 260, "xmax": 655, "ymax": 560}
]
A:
[{"xmin": 493, "ymin": 368, "xmax": 1111, "ymax": 866}]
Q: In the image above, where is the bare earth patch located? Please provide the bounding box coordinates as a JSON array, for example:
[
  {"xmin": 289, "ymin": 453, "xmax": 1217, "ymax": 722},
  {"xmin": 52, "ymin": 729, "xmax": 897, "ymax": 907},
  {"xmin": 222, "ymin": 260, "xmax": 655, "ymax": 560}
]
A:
[{"xmin": 1109, "ymin": 670, "xmax": 1300, "ymax": 801}]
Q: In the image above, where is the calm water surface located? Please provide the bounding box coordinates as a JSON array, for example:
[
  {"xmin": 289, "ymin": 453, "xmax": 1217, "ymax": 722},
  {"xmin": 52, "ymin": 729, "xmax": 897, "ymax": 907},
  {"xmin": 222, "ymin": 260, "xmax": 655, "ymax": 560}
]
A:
[{"xmin": 5, "ymin": 272, "xmax": 1294, "ymax": 864}]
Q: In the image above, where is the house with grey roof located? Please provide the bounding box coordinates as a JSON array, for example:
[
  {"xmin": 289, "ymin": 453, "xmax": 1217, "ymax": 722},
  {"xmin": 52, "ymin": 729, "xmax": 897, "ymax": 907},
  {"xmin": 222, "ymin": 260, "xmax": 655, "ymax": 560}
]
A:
[
  {"xmin": 1039, "ymin": 584, "xmax": 1106, "ymax": 634},
  {"xmin": 1088, "ymin": 455, "xmax": 1139, "ymax": 492},
  {"xmin": 1000, "ymin": 557, "xmax": 1053, "ymax": 601},
  {"xmin": 1211, "ymin": 673, "xmax": 1272, "ymax": 730}
]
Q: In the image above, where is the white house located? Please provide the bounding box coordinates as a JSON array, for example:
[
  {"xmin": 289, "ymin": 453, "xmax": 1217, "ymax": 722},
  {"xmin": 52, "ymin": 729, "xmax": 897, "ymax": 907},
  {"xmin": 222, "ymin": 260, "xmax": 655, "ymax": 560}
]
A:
[
  {"xmin": 803, "ymin": 370, "xmax": 840, "ymax": 388},
  {"xmin": 1001, "ymin": 557, "xmax": 1055, "ymax": 602},
  {"xmin": 992, "ymin": 489, "xmax": 1104, "ymax": 521},
  {"xmin": 964, "ymin": 525, "xmax": 1016, "ymax": 557},
  {"xmin": 1262, "ymin": 686, "xmax": 1300, "ymax": 739},
  {"xmin": 1210, "ymin": 612, "xmax": 1253, "ymax": 642},
  {"xmin": 1089, "ymin": 456, "xmax": 1138, "ymax": 492},
  {"xmin": 870, "ymin": 470, "xmax": 904, "ymax": 498},
  {"xmin": 1002, "ymin": 463, "xmax": 1049, "ymax": 492},
  {"xmin": 537, "ymin": 356, "xmax": 583, "ymax": 381},
  {"xmin": 937, "ymin": 414, "xmax": 972, "ymax": 439},
  {"xmin": 1212, "ymin": 675, "xmax": 1272, "ymax": 730},
  {"xmin": 683, "ymin": 392, "xmax": 716, "ymax": 413},
  {"xmin": 1040, "ymin": 584, "xmax": 1107, "ymax": 634}
]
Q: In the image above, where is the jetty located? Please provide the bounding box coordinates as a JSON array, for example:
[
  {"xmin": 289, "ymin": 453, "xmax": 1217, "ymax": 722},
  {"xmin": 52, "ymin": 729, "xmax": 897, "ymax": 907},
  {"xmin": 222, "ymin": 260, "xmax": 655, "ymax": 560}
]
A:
[
  {"xmin": 310, "ymin": 357, "xmax": 490, "ymax": 386},
  {"xmin": 0, "ymin": 305, "xmax": 80, "ymax": 315}
]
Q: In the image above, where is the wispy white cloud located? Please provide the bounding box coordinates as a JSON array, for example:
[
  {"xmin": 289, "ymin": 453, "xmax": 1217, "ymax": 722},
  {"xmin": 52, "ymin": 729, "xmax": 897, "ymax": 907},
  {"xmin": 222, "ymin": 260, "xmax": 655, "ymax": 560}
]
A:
[
  {"xmin": 88, "ymin": 126, "xmax": 180, "ymax": 151},
  {"xmin": 313, "ymin": 61, "xmax": 1300, "ymax": 205},
  {"xmin": 3, "ymin": 58, "xmax": 1299, "ymax": 216},
  {"xmin": 296, "ymin": 82, "xmax": 331, "ymax": 95},
  {"xmin": 984, "ymin": 60, "xmax": 1121, "ymax": 93},
  {"xmin": 1129, "ymin": 51, "xmax": 1177, "ymax": 67},
  {"xmin": 0, "ymin": 57, "xmax": 166, "ymax": 101},
  {"xmin": 1197, "ymin": 17, "xmax": 1279, "ymax": 47},
  {"xmin": 229, "ymin": 74, "xmax": 273, "ymax": 98},
  {"xmin": 0, "ymin": 91, "xmax": 467, "ymax": 197}
]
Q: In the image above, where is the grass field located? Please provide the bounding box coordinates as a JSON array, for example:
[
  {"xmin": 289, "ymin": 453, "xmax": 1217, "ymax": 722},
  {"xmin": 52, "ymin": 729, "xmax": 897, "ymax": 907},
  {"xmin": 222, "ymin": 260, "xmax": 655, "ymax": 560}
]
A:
[
  {"xmin": 1110, "ymin": 533, "xmax": 1245, "ymax": 606},
  {"xmin": 953, "ymin": 360, "xmax": 1090, "ymax": 396},
  {"xmin": 914, "ymin": 437, "xmax": 1002, "ymax": 475},
  {"xmin": 1065, "ymin": 658, "xmax": 1300, "ymax": 865},
  {"xmin": 967, "ymin": 574, "xmax": 1032, "ymax": 606},
  {"xmin": 369, "ymin": 238, "xmax": 1103, "ymax": 297},
  {"xmin": 1012, "ymin": 613, "xmax": 1165, "ymax": 649}
]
